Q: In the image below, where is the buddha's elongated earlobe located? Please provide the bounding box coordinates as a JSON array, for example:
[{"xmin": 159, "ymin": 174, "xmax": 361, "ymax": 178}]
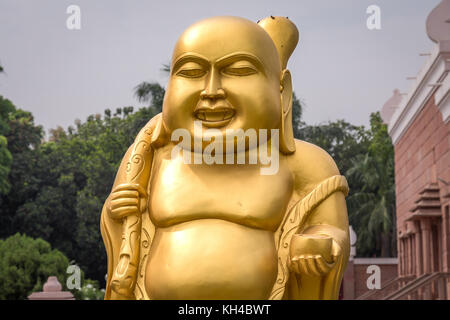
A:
[{"xmin": 279, "ymin": 69, "xmax": 296, "ymax": 154}]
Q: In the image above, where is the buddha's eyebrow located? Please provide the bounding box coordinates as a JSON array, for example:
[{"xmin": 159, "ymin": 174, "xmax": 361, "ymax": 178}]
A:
[
  {"xmin": 215, "ymin": 52, "xmax": 265, "ymax": 73},
  {"xmin": 172, "ymin": 53, "xmax": 209, "ymax": 75}
]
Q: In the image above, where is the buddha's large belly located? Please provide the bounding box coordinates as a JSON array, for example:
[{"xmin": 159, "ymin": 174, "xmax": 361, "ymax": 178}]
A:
[{"xmin": 145, "ymin": 219, "xmax": 278, "ymax": 300}]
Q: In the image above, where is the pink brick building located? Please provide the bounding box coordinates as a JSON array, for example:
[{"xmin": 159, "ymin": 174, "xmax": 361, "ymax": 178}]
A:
[{"xmin": 381, "ymin": 0, "xmax": 450, "ymax": 299}]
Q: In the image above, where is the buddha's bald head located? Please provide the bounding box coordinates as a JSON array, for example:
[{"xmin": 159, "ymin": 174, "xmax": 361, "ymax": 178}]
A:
[{"xmin": 171, "ymin": 16, "xmax": 281, "ymax": 79}]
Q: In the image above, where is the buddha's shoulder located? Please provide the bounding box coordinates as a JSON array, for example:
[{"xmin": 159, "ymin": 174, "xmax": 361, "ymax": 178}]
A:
[{"xmin": 286, "ymin": 139, "xmax": 341, "ymax": 193}]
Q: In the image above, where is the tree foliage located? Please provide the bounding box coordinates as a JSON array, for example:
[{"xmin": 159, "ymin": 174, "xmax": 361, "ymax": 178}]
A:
[
  {"xmin": 73, "ymin": 279, "xmax": 105, "ymax": 300},
  {"xmin": 0, "ymin": 233, "xmax": 70, "ymax": 300},
  {"xmin": 0, "ymin": 97, "xmax": 44, "ymax": 237},
  {"xmin": 134, "ymin": 82, "xmax": 165, "ymax": 114},
  {"xmin": 346, "ymin": 112, "xmax": 396, "ymax": 257},
  {"xmin": 296, "ymin": 119, "xmax": 370, "ymax": 176},
  {"xmin": 0, "ymin": 97, "xmax": 15, "ymax": 195}
]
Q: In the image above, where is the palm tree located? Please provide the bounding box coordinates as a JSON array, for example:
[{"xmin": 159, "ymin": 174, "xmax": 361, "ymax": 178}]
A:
[
  {"xmin": 133, "ymin": 64, "xmax": 170, "ymax": 113},
  {"xmin": 346, "ymin": 113, "xmax": 396, "ymax": 257},
  {"xmin": 134, "ymin": 82, "xmax": 165, "ymax": 113}
]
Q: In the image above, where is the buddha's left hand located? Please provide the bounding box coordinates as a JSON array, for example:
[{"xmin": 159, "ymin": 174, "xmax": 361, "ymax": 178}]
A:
[{"xmin": 288, "ymin": 233, "xmax": 342, "ymax": 277}]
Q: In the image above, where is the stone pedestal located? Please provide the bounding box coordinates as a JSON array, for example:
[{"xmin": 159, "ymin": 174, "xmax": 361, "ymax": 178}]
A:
[{"xmin": 28, "ymin": 276, "xmax": 74, "ymax": 300}]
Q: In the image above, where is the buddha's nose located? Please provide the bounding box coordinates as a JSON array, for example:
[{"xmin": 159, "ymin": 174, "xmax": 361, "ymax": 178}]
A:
[{"xmin": 200, "ymin": 69, "xmax": 226, "ymax": 100}]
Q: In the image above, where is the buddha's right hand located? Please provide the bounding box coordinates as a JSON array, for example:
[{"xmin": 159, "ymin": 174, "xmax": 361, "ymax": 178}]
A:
[
  {"xmin": 107, "ymin": 183, "xmax": 147, "ymax": 299},
  {"xmin": 108, "ymin": 183, "xmax": 148, "ymax": 220}
]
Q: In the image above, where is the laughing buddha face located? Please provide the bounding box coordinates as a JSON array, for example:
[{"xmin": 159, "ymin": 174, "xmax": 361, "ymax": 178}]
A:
[{"xmin": 162, "ymin": 16, "xmax": 284, "ymax": 147}]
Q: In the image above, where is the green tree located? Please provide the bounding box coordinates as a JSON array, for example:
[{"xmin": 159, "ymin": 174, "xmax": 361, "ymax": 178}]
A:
[
  {"xmin": 11, "ymin": 136, "xmax": 108, "ymax": 279},
  {"xmin": 346, "ymin": 112, "xmax": 396, "ymax": 257},
  {"xmin": 291, "ymin": 93, "xmax": 303, "ymax": 138},
  {"xmin": 73, "ymin": 279, "xmax": 105, "ymax": 300},
  {"xmin": 0, "ymin": 97, "xmax": 15, "ymax": 195},
  {"xmin": 134, "ymin": 82, "xmax": 165, "ymax": 113},
  {"xmin": 0, "ymin": 136, "xmax": 11, "ymax": 195},
  {"xmin": 296, "ymin": 119, "xmax": 370, "ymax": 176},
  {"xmin": 0, "ymin": 233, "xmax": 70, "ymax": 300},
  {"xmin": 0, "ymin": 97, "xmax": 44, "ymax": 236}
]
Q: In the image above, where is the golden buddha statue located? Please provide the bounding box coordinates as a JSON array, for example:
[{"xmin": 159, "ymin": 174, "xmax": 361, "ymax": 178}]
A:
[{"xmin": 100, "ymin": 16, "xmax": 350, "ymax": 300}]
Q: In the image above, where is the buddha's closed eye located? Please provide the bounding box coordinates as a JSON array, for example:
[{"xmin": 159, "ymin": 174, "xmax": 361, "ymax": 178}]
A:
[
  {"xmin": 176, "ymin": 61, "xmax": 207, "ymax": 78},
  {"xmin": 176, "ymin": 60, "xmax": 258, "ymax": 78},
  {"xmin": 222, "ymin": 61, "xmax": 257, "ymax": 76}
]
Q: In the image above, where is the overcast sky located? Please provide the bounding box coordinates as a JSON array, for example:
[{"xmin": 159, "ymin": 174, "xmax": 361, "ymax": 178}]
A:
[{"xmin": 0, "ymin": 0, "xmax": 440, "ymax": 135}]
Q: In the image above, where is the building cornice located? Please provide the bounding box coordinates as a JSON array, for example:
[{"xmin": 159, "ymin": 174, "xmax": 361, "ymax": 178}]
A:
[
  {"xmin": 435, "ymin": 63, "xmax": 450, "ymax": 123},
  {"xmin": 388, "ymin": 41, "xmax": 450, "ymax": 144},
  {"xmin": 354, "ymin": 258, "xmax": 398, "ymax": 265}
]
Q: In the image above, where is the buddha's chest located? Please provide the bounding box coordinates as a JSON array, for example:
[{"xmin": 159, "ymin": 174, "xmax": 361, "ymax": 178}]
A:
[{"xmin": 148, "ymin": 147, "xmax": 294, "ymax": 231}]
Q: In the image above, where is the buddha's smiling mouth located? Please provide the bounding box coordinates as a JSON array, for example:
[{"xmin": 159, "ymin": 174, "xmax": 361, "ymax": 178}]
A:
[{"xmin": 194, "ymin": 107, "xmax": 235, "ymax": 127}]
